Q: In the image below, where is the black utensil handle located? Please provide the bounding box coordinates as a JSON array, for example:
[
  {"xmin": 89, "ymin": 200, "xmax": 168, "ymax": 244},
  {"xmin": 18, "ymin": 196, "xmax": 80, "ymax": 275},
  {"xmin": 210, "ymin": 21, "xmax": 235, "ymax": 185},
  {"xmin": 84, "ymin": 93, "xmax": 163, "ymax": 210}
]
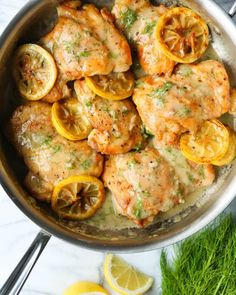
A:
[
  {"xmin": 229, "ymin": 1, "xmax": 236, "ymax": 16},
  {"xmin": 0, "ymin": 231, "xmax": 51, "ymax": 295}
]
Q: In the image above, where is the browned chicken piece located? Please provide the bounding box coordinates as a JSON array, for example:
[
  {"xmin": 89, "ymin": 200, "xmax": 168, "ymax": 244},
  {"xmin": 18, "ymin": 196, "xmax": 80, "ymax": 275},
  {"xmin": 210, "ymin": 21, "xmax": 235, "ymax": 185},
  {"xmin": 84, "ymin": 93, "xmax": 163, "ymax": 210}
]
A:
[
  {"xmin": 40, "ymin": 2, "xmax": 132, "ymax": 102},
  {"xmin": 74, "ymin": 79, "xmax": 144, "ymax": 154},
  {"xmin": 7, "ymin": 102, "xmax": 104, "ymax": 202},
  {"xmin": 103, "ymin": 146, "xmax": 215, "ymax": 227},
  {"xmin": 112, "ymin": 0, "xmax": 175, "ymax": 75},
  {"xmin": 154, "ymin": 145, "xmax": 215, "ymax": 188},
  {"xmin": 133, "ymin": 60, "xmax": 230, "ymax": 146},
  {"xmin": 57, "ymin": 3, "xmax": 132, "ymax": 73},
  {"xmin": 43, "ymin": 76, "xmax": 71, "ymax": 104}
]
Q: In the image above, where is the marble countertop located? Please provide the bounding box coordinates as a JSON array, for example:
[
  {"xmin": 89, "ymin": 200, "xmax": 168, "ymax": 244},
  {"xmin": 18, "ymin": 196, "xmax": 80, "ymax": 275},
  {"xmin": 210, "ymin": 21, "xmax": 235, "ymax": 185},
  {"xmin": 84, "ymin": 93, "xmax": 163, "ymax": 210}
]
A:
[{"xmin": 0, "ymin": 1, "xmax": 236, "ymax": 295}]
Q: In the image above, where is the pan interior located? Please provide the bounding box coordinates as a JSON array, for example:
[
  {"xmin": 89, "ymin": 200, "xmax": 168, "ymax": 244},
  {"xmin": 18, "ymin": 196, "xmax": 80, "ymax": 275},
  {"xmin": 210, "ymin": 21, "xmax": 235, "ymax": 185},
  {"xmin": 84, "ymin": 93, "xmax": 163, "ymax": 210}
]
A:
[{"xmin": 0, "ymin": 0, "xmax": 236, "ymax": 249}]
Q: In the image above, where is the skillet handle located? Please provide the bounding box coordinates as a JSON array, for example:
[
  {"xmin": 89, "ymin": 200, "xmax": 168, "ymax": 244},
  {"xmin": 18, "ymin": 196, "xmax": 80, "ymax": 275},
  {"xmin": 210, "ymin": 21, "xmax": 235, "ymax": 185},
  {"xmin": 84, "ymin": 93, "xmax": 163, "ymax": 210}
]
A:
[
  {"xmin": 0, "ymin": 230, "xmax": 51, "ymax": 295},
  {"xmin": 229, "ymin": 1, "xmax": 236, "ymax": 17}
]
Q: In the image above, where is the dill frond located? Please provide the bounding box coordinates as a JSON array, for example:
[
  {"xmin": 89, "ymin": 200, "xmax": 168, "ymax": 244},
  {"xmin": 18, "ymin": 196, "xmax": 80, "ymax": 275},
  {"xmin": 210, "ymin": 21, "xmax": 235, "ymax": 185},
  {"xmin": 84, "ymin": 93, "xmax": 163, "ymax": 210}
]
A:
[{"xmin": 161, "ymin": 215, "xmax": 236, "ymax": 295}]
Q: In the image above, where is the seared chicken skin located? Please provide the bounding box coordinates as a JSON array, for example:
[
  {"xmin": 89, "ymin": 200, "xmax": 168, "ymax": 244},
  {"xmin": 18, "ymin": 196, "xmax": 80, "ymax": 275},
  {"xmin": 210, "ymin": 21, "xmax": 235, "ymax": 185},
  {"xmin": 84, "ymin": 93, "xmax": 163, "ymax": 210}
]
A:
[
  {"xmin": 74, "ymin": 79, "xmax": 144, "ymax": 154},
  {"xmin": 112, "ymin": 0, "xmax": 175, "ymax": 75},
  {"xmin": 133, "ymin": 60, "xmax": 230, "ymax": 146},
  {"xmin": 41, "ymin": 2, "xmax": 132, "ymax": 102},
  {"xmin": 7, "ymin": 102, "xmax": 104, "ymax": 202},
  {"xmin": 103, "ymin": 146, "xmax": 215, "ymax": 227}
]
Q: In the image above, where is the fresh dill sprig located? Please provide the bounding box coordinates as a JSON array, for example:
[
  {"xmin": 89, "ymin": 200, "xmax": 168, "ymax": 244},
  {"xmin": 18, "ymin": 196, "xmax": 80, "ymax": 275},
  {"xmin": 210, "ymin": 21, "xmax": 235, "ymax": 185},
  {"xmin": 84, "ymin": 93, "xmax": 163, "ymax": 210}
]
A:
[{"xmin": 161, "ymin": 214, "xmax": 236, "ymax": 295}]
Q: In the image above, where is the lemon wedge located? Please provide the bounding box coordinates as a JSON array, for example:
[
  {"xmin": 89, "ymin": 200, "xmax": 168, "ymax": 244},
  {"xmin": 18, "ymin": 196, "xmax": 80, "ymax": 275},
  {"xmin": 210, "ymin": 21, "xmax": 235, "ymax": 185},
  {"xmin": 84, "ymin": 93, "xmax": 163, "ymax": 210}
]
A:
[
  {"xmin": 212, "ymin": 128, "xmax": 236, "ymax": 166},
  {"xmin": 156, "ymin": 7, "xmax": 209, "ymax": 63},
  {"xmin": 13, "ymin": 43, "xmax": 57, "ymax": 100},
  {"xmin": 180, "ymin": 119, "xmax": 229, "ymax": 164},
  {"xmin": 85, "ymin": 72, "xmax": 134, "ymax": 100},
  {"xmin": 104, "ymin": 254, "xmax": 154, "ymax": 295},
  {"xmin": 52, "ymin": 98, "xmax": 92, "ymax": 141},
  {"xmin": 63, "ymin": 281, "xmax": 108, "ymax": 295},
  {"xmin": 51, "ymin": 175, "xmax": 105, "ymax": 220}
]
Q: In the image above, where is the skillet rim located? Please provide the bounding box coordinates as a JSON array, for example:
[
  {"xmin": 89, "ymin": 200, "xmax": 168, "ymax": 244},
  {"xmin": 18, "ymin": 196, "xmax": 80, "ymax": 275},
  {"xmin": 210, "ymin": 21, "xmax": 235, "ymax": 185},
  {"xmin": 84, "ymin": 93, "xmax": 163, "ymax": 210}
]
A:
[{"xmin": 0, "ymin": 0, "xmax": 236, "ymax": 252}]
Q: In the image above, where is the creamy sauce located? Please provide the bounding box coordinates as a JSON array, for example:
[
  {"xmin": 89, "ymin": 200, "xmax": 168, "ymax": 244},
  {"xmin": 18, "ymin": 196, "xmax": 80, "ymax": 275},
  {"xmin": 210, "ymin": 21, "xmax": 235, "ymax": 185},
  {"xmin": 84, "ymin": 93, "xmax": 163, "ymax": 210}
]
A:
[
  {"xmin": 82, "ymin": 190, "xmax": 137, "ymax": 229},
  {"xmin": 82, "ymin": 23, "xmax": 232, "ymax": 231}
]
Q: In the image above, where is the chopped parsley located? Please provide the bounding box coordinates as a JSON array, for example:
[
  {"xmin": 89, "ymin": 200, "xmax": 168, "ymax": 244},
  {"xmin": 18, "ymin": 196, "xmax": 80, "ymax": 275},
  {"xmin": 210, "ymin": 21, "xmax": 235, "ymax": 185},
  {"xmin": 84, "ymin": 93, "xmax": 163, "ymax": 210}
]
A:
[
  {"xmin": 178, "ymin": 66, "xmax": 193, "ymax": 77},
  {"xmin": 187, "ymin": 172, "xmax": 195, "ymax": 183},
  {"xmin": 133, "ymin": 142, "xmax": 143, "ymax": 152},
  {"xmin": 178, "ymin": 107, "xmax": 192, "ymax": 117},
  {"xmin": 52, "ymin": 145, "xmax": 61, "ymax": 154},
  {"xmin": 77, "ymin": 50, "xmax": 90, "ymax": 62},
  {"xmin": 63, "ymin": 41, "xmax": 75, "ymax": 54},
  {"xmin": 65, "ymin": 161, "xmax": 76, "ymax": 170},
  {"xmin": 120, "ymin": 8, "xmax": 137, "ymax": 30},
  {"xmin": 81, "ymin": 159, "xmax": 92, "ymax": 170},
  {"xmin": 144, "ymin": 21, "xmax": 157, "ymax": 36},
  {"xmin": 135, "ymin": 80, "xmax": 144, "ymax": 88},
  {"xmin": 134, "ymin": 197, "xmax": 142, "ymax": 219},
  {"xmin": 33, "ymin": 134, "xmax": 52, "ymax": 146},
  {"xmin": 141, "ymin": 125, "xmax": 154, "ymax": 139},
  {"xmin": 128, "ymin": 159, "xmax": 138, "ymax": 169},
  {"xmin": 148, "ymin": 82, "xmax": 174, "ymax": 107},
  {"xmin": 85, "ymin": 100, "xmax": 92, "ymax": 107},
  {"xmin": 122, "ymin": 109, "xmax": 130, "ymax": 116},
  {"xmin": 199, "ymin": 166, "xmax": 205, "ymax": 179},
  {"xmin": 79, "ymin": 50, "xmax": 90, "ymax": 57},
  {"xmin": 108, "ymin": 52, "xmax": 119, "ymax": 59}
]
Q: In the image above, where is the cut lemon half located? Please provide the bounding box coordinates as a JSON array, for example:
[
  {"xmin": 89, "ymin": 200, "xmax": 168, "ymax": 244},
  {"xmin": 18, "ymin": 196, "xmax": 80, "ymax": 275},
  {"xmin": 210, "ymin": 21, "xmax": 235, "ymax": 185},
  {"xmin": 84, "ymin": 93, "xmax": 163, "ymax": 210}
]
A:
[
  {"xmin": 212, "ymin": 128, "xmax": 236, "ymax": 166},
  {"xmin": 13, "ymin": 43, "xmax": 57, "ymax": 100},
  {"xmin": 51, "ymin": 175, "xmax": 105, "ymax": 220},
  {"xmin": 180, "ymin": 119, "xmax": 229, "ymax": 164},
  {"xmin": 63, "ymin": 281, "xmax": 108, "ymax": 295},
  {"xmin": 85, "ymin": 72, "xmax": 134, "ymax": 100},
  {"xmin": 156, "ymin": 7, "xmax": 209, "ymax": 63},
  {"xmin": 52, "ymin": 98, "xmax": 92, "ymax": 141},
  {"xmin": 104, "ymin": 254, "xmax": 154, "ymax": 295}
]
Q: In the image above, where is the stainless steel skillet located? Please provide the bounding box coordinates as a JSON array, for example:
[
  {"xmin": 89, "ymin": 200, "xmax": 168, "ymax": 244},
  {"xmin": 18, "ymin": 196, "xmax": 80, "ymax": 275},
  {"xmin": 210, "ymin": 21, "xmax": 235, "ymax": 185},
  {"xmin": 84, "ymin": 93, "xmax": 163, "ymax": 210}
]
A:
[{"xmin": 0, "ymin": 0, "xmax": 236, "ymax": 294}]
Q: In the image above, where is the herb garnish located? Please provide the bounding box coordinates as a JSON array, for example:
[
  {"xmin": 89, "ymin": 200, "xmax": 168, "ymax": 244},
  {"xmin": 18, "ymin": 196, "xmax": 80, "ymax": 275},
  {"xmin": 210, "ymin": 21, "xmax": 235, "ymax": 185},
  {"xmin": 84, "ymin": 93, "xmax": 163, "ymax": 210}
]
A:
[
  {"xmin": 133, "ymin": 142, "xmax": 143, "ymax": 152},
  {"xmin": 128, "ymin": 159, "xmax": 137, "ymax": 169},
  {"xmin": 141, "ymin": 125, "xmax": 154, "ymax": 139},
  {"xmin": 120, "ymin": 8, "xmax": 137, "ymax": 29},
  {"xmin": 52, "ymin": 145, "xmax": 61, "ymax": 154},
  {"xmin": 85, "ymin": 100, "xmax": 92, "ymax": 107},
  {"xmin": 134, "ymin": 197, "xmax": 142, "ymax": 219},
  {"xmin": 178, "ymin": 106, "xmax": 191, "ymax": 117},
  {"xmin": 144, "ymin": 21, "xmax": 157, "ymax": 36},
  {"xmin": 77, "ymin": 50, "xmax": 90, "ymax": 62},
  {"xmin": 81, "ymin": 159, "xmax": 92, "ymax": 170},
  {"xmin": 148, "ymin": 82, "xmax": 173, "ymax": 107},
  {"xmin": 161, "ymin": 214, "xmax": 236, "ymax": 295}
]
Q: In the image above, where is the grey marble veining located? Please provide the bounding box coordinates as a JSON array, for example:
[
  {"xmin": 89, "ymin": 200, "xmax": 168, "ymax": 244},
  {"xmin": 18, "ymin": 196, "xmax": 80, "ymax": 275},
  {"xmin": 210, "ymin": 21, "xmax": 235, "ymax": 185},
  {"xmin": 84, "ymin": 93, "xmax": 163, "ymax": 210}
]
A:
[{"xmin": 0, "ymin": 1, "xmax": 236, "ymax": 295}]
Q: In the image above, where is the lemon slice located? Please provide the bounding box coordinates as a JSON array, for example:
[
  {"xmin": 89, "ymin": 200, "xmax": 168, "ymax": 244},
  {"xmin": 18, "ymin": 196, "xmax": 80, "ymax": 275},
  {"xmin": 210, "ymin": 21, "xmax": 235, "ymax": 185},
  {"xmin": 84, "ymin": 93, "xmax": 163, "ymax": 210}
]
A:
[
  {"xmin": 156, "ymin": 7, "xmax": 209, "ymax": 63},
  {"xmin": 63, "ymin": 281, "xmax": 108, "ymax": 295},
  {"xmin": 51, "ymin": 175, "xmax": 105, "ymax": 220},
  {"xmin": 85, "ymin": 72, "xmax": 134, "ymax": 100},
  {"xmin": 52, "ymin": 98, "xmax": 92, "ymax": 141},
  {"xmin": 13, "ymin": 43, "xmax": 57, "ymax": 100},
  {"xmin": 229, "ymin": 88, "xmax": 236, "ymax": 115},
  {"xmin": 212, "ymin": 128, "xmax": 236, "ymax": 166},
  {"xmin": 180, "ymin": 119, "xmax": 229, "ymax": 164},
  {"xmin": 104, "ymin": 254, "xmax": 154, "ymax": 295}
]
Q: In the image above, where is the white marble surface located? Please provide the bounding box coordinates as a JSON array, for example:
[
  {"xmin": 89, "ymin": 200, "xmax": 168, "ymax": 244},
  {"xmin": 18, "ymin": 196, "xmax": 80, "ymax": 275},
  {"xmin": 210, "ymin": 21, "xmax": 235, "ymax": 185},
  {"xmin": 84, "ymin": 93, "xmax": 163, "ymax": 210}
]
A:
[{"xmin": 0, "ymin": 1, "xmax": 236, "ymax": 295}]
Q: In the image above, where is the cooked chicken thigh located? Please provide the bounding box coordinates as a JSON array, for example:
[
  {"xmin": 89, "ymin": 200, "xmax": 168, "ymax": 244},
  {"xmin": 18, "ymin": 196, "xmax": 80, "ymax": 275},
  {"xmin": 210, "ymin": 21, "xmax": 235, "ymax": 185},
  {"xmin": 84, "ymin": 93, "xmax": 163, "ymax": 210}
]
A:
[
  {"xmin": 112, "ymin": 0, "xmax": 175, "ymax": 75},
  {"xmin": 7, "ymin": 102, "xmax": 104, "ymax": 202},
  {"xmin": 133, "ymin": 60, "xmax": 230, "ymax": 146},
  {"xmin": 74, "ymin": 79, "xmax": 144, "ymax": 154},
  {"xmin": 103, "ymin": 146, "xmax": 215, "ymax": 227},
  {"xmin": 41, "ymin": 2, "xmax": 132, "ymax": 102}
]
